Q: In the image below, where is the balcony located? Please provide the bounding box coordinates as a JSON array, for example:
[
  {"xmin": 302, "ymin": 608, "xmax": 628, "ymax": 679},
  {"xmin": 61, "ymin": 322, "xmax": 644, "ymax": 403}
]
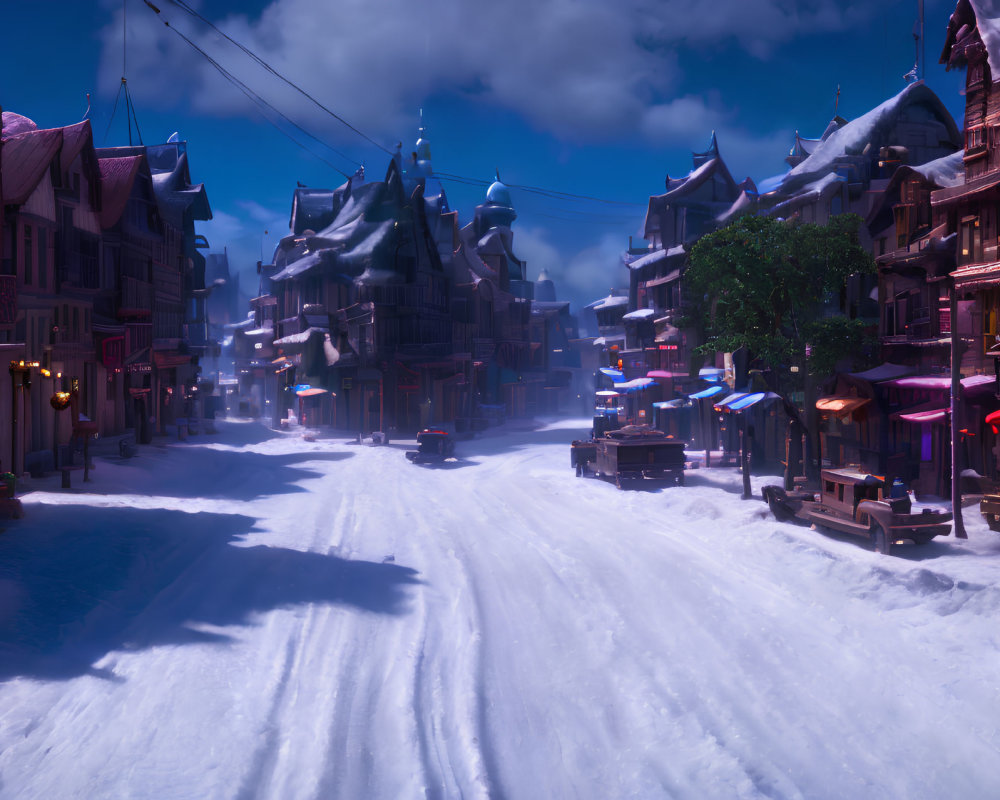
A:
[{"xmin": 119, "ymin": 276, "xmax": 153, "ymax": 317}]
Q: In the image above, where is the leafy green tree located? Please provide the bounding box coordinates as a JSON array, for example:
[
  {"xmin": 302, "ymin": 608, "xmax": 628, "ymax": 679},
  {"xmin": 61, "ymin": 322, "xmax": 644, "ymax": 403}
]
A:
[{"xmin": 682, "ymin": 213, "xmax": 877, "ymax": 385}]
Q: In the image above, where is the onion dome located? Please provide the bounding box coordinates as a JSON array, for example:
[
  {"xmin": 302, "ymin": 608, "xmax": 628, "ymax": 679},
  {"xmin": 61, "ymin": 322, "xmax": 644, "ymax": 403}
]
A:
[{"xmin": 486, "ymin": 169, "xmax": 513, "ymax": 207}]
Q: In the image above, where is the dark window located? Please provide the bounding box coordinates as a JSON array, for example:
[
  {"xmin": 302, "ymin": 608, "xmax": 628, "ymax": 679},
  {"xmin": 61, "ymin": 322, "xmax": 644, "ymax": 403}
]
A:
[
  {"xmin": 23, "ymin": 224, "xmax": 32, "ymax": 285},
  {"xmin": 38, "ymin": 227, "xmax": 47, "ymax": 289}
]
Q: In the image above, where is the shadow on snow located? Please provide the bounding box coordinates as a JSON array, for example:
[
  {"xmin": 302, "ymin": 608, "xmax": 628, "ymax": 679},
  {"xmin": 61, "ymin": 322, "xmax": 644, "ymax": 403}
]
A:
[
  {"xmin": 88, "ymin": 447, "xmax": 355, "ymax": 502},
  {"xmin": 0, "ymin": 504, "xmax": 420, "ymax": 682}
]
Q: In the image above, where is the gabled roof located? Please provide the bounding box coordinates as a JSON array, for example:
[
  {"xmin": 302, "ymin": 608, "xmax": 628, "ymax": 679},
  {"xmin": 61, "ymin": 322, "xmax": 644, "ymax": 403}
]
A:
[
  {"xmin": 290, "ymin": 185, "xmax": 349, "ymax": 235},
  {"xmin": 1, "ymin": 126, "xmax": 63, "ymax": 205},
  {"xmin": 272, "ymin": 172, "xmax": 401, "ymax": 284},
  {"xmin": 865, "ymin": 151, "xmax": 965, "ymax": 229},
  {"xmin": 775, "ymin": 82, "xmax": 960, "ymax": 196},
  {"xmin": 151, "ymin": 151, "xmax": 211, "ymax": 224},
  {"xmin": 98, "ymin": 142, "xmax": 212, "ymax": 225},
  {"xmin": 643, "ymin": 156, "xmax": 740, "ymax": 240},
  {"xmin": 59, "ymin": 120, "xmax": 95, "ymax": 176},
  {"xmin": 97, "ymin": 155, "xmax": 144, "ymax": 229}
]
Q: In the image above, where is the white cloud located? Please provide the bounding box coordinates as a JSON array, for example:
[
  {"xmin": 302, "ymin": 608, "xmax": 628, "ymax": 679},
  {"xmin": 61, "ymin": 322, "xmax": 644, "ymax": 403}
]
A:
[
  {"xmin": 516, "ymin": 226, "xmax": 628, "ymax": 311},
  {"xmin": 100, "ymin": 0, "xmax": 872, "ymax": 144},
  {"xmin": 199, "ymin": 205, "xmax": 287, "ymax": 282}
]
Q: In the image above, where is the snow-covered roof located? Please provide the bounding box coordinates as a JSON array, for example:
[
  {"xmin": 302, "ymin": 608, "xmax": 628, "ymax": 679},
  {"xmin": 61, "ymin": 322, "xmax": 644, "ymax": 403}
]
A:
[
  {"xmin": 776, "ymin": 82, "xmax": 959, "ymax": 195},
  {"xmin": 627, "ymin": 245, "xmax": 685, "ymax": 271},
  {"xmin": 717, "ymin": 190, "xmax": 755, "ymax": 225},
  {"xmin": 587, "ymin": 294, "xmax": 629, "ymax": 311},
  {"xmin": 622, "ymin": 308, "xmax": 655, "ymax": 321},
  {"xmin": 273, "ymin": 327, "xmax": 326, "ymax": 346},
  {"xmin": 910, "ymin": 150, "xmax": 965, "ymax": 188}
]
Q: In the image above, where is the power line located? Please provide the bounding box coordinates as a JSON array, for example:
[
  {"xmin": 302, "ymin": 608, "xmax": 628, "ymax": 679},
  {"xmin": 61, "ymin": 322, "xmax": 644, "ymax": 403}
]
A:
[
  {"xmin": 165, "ymin": 0, "xmax": 394, "ymax": 156},
  {"xmin": 143, "ymin": 0, "xmax": 645, "ymax": 212},
  {"xmin": 144, "ymin": 2, "xmax": 355, "ymax": 178}
]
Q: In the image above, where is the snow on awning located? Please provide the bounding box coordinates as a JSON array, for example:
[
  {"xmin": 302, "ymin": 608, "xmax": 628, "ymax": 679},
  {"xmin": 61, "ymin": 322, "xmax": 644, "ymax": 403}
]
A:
[
  {"xmin": 627, "ymin": 245, "xmax": 685, "ymax": 271},
  {"xmin": 714, "ymin": 392, "xmax": 748, "ymax": 411},
  {"xmin": 893, "ymin": 407, "xmax": 949, "ymax": 425},
  {"xmin": 646, "ymin": 370, "xmax": 673, "ymax": 380},
  {"xmin": 613, "ymin": 377, "xmax": 655, "ymax": 392},
  {"xmin": 722, "ymin": 392, "xmax": 768, "ymax": 412},
  {"xmin": 587, "ymin": 294, "xmax": 629, "ymax": 311},
  {"xmin": 622, "ymin": 308, "xmax": 655, "ymax": 321},
  {"xmin": 699, "ymin": 367, "xmax": 725, "ymax": 381},
  {"xmin": 596, "ymin": 390, "xmax": 620, "ymax": 397},
  {"xmin": 816, "ymin": 396, "xmax": 871, "ymax": 418},
  {"xmin": 689, "ymin": 385, "xmax": 726, "ymax": 400},
  {"xmin": 599, "ymin": 367, "xmax": 625, "ymax": 381},
  {"xmin": 653, "ymin": 399, "xmax": 687, "ymax": 410},
  {"xmin": 881, "ymin": 374, "xmax": 994, "ymax": 394}
]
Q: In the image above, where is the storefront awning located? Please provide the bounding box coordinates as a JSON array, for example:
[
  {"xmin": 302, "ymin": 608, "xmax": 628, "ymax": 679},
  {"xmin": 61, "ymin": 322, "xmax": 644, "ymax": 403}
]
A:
[
  {"xmin": 894, "ymin": 407, "xmax": 949, "ymax": 424},
  {"xmin": 646, "ymin": 370, "xmax": 673, "ymax": 379},
  {"xmin": 653, "ymin": 399, "xmax": 687, "ymax": 410},
  {"xmin": 816, "ymin": 395, "xmax": 870, "ymax": 418},
  {"xmin": 599, "ymin": 367, "xmax": 625, "ymax": 381},
  {"xmin": 689, "ymin": 384, "xmax": 726, "ymax": 400},
  {"xmin": 724, "ymin": 392, "xmax": 768, "ymax": 412},
  {"xmin": 714, "ymin": 392, "xmax": 748, "ymax": 411},
  {"xmin": 295, "ymin": 386, "xmax": 332, "ymax": 398},
  {"xmin": 613, "ymin": 377, "xmax": 656, "ymax": 393}
]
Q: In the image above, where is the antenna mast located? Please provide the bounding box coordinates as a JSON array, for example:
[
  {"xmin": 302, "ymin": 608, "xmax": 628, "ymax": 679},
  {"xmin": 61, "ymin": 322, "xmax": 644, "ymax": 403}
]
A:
[{"xmin": 105, "ymin": 0, "xmax": 144, "ymax": 146}]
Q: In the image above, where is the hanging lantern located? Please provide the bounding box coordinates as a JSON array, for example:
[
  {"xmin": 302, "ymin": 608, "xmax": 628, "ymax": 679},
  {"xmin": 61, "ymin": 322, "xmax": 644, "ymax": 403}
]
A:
[{"xmin": 50, "ymin": 392, "xmax": 72, "ymax": 411}]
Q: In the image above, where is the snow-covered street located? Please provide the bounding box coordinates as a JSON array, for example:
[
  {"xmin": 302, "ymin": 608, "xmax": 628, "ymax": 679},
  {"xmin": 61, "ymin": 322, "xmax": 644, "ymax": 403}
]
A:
[{"xmin": 1, "ymin": 417, "xmax": 999, "ymax": 800}]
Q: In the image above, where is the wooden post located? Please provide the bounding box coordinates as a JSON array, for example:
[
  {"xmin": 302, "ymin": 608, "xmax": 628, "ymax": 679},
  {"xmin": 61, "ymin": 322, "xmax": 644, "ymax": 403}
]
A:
[{"xmin": 741, "ymin": 413, "xmax": 752, "ymax": 500}]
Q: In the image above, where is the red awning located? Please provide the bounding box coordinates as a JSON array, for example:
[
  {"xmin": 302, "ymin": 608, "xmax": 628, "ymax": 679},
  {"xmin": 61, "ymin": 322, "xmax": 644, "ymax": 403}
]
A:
[{"xmin": 986, "ymin": 409, "xmax": 1000, "ymax": 433}]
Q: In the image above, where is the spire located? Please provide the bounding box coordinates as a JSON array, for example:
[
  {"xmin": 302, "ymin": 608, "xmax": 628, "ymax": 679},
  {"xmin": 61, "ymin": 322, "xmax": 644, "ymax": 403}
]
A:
[
  {"xmin": 414, "ymin": 109, "xmax": 432, "ymax": 175},
  {"xmin": 692, "ymin": 131, "xmax": 719, "ymax": 168}
]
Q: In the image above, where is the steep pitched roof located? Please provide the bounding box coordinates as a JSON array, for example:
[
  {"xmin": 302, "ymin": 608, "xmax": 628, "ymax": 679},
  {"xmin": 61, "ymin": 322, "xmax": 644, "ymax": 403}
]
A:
[
  {"xmin": 643, "ymin": 156, "xmax": 740, "ymax": 240},
  {"xmin": 59, "ymin": 120, "xmax": 95, "ymax": 175},
  {"xmin": 97, "ymin": 155, "xmax": 144, "ymax": 229},
  {"xmin": 151, "ymin": 151, "xmax": 211, "ymax": 225},
  {"xmin": 775, "ymin": 81, "xmax": 960, "ymax": 196},
  {"xmin": 0, "ymin": 126, "xmax": 63, "ymax": 205}
]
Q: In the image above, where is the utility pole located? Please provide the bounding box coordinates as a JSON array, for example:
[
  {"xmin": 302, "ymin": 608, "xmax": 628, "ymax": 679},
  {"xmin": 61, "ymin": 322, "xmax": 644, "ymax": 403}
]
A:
[{"xmin": 950, "ymin": 281, "xmax": 967, "ymax": 538}]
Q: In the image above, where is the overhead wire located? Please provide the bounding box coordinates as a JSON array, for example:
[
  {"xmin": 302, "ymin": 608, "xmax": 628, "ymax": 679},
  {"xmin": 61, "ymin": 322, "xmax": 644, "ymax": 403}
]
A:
[
  {"xmin": 165, "ymin": 0, "xmax": 394, "ymax": 156},
  {"xmin": 143, "ymin": 0, "xmax": 356, "ymax": 178},
  {"xmin": 142, "ymin": 0, "xmax": 646, "ymax": 211}
]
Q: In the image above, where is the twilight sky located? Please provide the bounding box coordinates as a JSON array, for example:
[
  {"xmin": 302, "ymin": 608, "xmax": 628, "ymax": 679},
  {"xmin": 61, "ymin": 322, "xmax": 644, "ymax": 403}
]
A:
[{"xmin": 1, "ymin": 0, "xmax": 968, "ymax": 316}]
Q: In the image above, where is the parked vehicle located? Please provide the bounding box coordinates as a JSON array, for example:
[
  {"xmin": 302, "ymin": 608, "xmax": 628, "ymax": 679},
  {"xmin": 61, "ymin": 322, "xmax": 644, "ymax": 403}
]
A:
[
  {"xmin": 582, "ymin": 424, "xmax": 686, "ymax": 489},
  {"xmin": 762, "ymin": 468, "xmax": 952, "ymax": 554},
  {"xmin": 570, "ymin": 439, "xmax": 598, "ymax": 477},
  {"xmin": 406, "ymin": 429, "xmax": 456, "ymax": 464},
  {"xmin": 980, "ymin": 494, "xmax": 1000, "ymax": 531}
]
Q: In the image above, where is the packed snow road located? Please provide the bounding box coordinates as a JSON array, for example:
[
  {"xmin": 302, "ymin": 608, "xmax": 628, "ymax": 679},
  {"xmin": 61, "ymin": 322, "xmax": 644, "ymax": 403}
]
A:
[{"xmin": 1, "ymin": 417, "xmax": 999, "ymax": 799}]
